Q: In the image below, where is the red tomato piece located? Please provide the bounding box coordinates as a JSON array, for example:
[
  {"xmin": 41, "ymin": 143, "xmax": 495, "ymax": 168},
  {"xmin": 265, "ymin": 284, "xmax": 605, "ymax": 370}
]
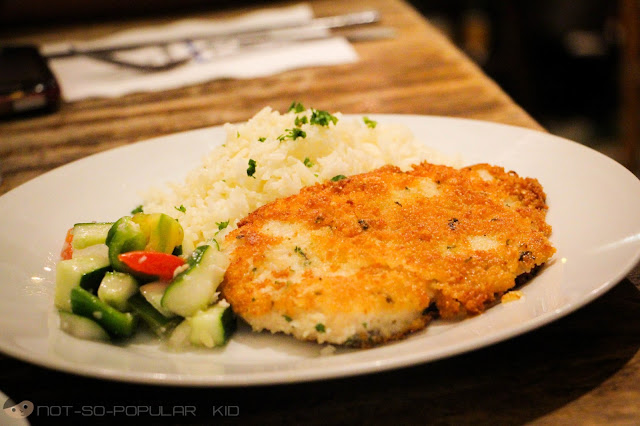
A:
[
  {"xmin": 60, "ymin": 228, "xmax": 73, "ymax": 260},
  {"xmin": 117, "ymin": 251, "xmax": 185, "ymax": 281}
]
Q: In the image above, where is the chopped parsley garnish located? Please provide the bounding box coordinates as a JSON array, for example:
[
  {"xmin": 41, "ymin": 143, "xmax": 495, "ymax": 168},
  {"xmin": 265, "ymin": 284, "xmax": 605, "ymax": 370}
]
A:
[
  {"xmin": 294, "ymin": 115, "xmax": 308, "ymax": 127},
  {"xmin": 283, "ymin": 315, "xmax": 292, "ymax": 322},
  {"xmin": 278, "ymin": 128, "xmax": 306, "ymax": 141},
  {"xmin": 315, "ymin": 323, "xmax": 326, "ymax": 333},
  {"xmin": 310, "ymin": 109, "xmax": 338, "ymax": 126},
  {"xmin": 247, "ymin": 159, "xmax": 257, "ymax": 178},
  {"xmin": 303, "ymin": 157, "xmax": 314, "ymax": 168},
  {"xmin": 294, "ymin": 246, "xmax": 311, "ymax": 265},
  {"xmin": 131, "ymin": 205, "xmax": 144, "ymax": 214},
  {"xmin": 331, "ymin": 174, "xmax": 347, "ymax": 182},
  {"xmin": 288, "ymin": 101, "xmax": 306, "ymax": 113},
  {"xmin": 363, "ymin": 116, "xmax": 377, "ymax": 128},
  {"xmin": 294, "ymin": 246, "xmax": 308, "ymax": 260},
  {"xmin": 291, "ymin": 128, "xmax": 306, "ymax": 139},
  {"xmin": 174, "ymin": 204, "xmax": 186, "ymax": 213},
  {"xmin": 216, "ymin": 220, "xmax": 229, "ymax": 231},
  {"xmin": 210, "ymin": 238, "xmax": 220, "ymax": 251},
  {"xmin": 258, "ymin": 137, "xmax": 266, "ymax": 142}
]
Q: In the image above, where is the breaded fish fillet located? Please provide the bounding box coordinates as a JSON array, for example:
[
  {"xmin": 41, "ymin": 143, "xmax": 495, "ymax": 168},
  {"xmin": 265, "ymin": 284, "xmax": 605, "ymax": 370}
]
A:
[{"xmin": 220, "ymin": 162, "xmax": 555, "ymax": 347}]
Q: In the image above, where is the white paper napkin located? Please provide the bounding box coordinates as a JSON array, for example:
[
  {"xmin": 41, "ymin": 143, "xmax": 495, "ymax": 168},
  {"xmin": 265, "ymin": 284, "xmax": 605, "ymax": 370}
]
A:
[{"xmin": 41, "ymin": 4, "xmax": 359, "ymax": 101}]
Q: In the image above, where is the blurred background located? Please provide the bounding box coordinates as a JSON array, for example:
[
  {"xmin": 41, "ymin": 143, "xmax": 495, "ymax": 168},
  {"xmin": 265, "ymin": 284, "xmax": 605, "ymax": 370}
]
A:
[
  {"xmin": 409, "ymin": 0, "xmax": 637, "ymax": 173},
  {"xmin": 1, "ymin": 0, "xmax": 638, "ymax": 173}
]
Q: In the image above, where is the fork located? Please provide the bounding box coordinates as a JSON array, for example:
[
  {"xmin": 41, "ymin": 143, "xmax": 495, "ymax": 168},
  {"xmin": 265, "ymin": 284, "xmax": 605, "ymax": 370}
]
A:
[{"xmin": 45, "ymin": 10, "xmax": 393, "ymax": 72}]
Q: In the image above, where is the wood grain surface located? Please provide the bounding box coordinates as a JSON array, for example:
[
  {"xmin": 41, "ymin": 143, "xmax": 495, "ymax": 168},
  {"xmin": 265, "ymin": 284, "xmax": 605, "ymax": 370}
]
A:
[
  {"xmin": 0, "ymin": 0, "xmax": 638, "ymax": 424},
  {"xmin": 0, "ymin": 0, "xmax": 542, "ymax": 195}
]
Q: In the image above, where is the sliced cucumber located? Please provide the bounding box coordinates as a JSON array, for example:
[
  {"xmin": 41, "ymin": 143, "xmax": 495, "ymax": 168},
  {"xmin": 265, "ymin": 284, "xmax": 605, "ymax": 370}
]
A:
[
  {"xmin": 139, "ymin": 281, "xmax": 175, "ymax": 318},
  {"xmin": 54, "ymin": 255, "xmax": 111, "ymax": 311},
  {"xmin": 58, "ymin": 310, "xmax": 110, "ymax": 342},
  {"xmin": 72, "ymin": 243, "xmax": 109, "ymax": 259},
  {"xmin": 105, "ymin": 216, "xmax": 148, "ymax": 275},
  {"xmin": 128, "ymin": 294, "xmax": 181, "ymax": 337},
  {"xmin": 188, "ymin": 301, "xmax": 236, "ymax": 348},
  {"xmin": 167, "ymin": 319, "xmax": 192, "ymax": 348},
  {"xmin": 97, "ymin": 271, "xmax": 138, "ymax": 312},
  {"xmin": 161, "ymin": 245, "xmax": 228, "ymax": 317},
  {"xmin": 71, "ymin": 222, "xmax": 113, "ymax": 250},
  {"xmin": 70, "ymin": 286, "xmax": 137, "ymax": 338}
]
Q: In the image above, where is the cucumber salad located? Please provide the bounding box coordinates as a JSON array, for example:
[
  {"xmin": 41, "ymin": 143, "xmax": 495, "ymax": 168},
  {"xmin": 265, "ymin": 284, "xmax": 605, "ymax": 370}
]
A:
[{"xmin": 54, "ymin": 212, "xmax": 236, "ymax": 348}]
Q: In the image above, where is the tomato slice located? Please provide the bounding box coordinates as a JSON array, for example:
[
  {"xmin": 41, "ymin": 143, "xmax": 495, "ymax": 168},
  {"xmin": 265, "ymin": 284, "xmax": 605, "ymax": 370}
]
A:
[
  {"xmin": 117, "ymin": 251, "xmax": 185, "ymax": 281},
  {"xmin": 60, "ymin": 228, "xmax": 74, "ymax": 260}
]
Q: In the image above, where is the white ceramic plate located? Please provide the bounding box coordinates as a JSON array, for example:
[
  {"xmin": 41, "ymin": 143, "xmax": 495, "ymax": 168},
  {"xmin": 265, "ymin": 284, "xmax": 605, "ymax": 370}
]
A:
[{"xmin": 2, "ymin": 115, "xmax": 640, "ymax": 387}]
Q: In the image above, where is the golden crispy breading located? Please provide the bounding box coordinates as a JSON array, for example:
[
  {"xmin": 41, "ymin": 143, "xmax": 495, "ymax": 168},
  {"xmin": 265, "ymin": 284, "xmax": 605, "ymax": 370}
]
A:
[{"xmin": 220, "ymin": 162, "xmax": 555, "ymax": 347}]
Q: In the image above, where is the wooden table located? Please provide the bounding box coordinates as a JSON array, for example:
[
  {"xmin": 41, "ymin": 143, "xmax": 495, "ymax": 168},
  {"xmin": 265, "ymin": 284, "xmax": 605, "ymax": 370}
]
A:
[{"xmin": 1, "ymin": 0, "xmax": 638, "ymax": 424}]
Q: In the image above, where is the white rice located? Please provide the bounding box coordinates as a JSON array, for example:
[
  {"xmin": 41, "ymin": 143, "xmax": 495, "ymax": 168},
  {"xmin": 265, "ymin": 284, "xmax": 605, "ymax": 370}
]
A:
[{"xmin": 142, "ymin": 106, "xmax": 454, "ymax": 252}]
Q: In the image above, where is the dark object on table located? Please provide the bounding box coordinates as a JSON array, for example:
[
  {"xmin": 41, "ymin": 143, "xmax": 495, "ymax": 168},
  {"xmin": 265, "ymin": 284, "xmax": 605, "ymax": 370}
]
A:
[{"xmin": 0, "ymin": 45, "xmax": 60, "ymax": 118}]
